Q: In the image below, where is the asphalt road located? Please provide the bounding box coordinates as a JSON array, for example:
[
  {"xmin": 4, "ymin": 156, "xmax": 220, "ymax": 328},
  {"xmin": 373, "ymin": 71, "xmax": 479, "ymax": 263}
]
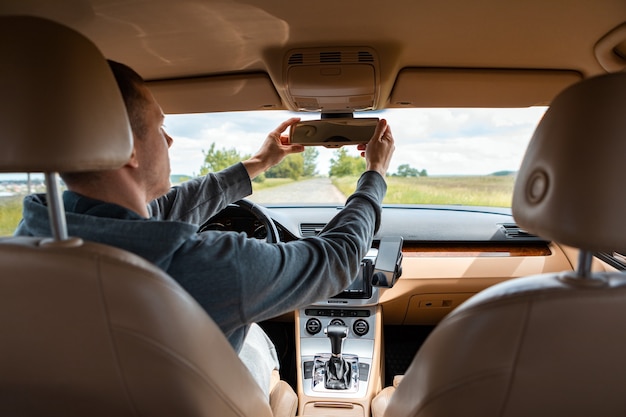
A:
[{"xmin": 248, "ymin": 177, "xmax": 346, "ymax": 205}]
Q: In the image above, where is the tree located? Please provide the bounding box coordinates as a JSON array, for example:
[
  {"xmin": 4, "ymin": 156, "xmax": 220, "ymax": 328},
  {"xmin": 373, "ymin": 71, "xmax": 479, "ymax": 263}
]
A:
[
  {"xmin": 395, "ymin": 164, "xmax": 420, "ymax": 177},
  {"xmin": 199, "ymin": 143, "xmax": 248, "ymax": 175},
  {"xmin": 302, "ymin": 147, "xmax": 319, "ymax": 177},
  {"xmin": 265, "ymin": 153, "xmax": 304, "ymax": 180},
  {"xmin": 329, "ymin": 148, "xmax": 366, "ymax": 177},
  {"xmin": 391, "ymin": 164, "xmax": 428, "ymax": 177}
]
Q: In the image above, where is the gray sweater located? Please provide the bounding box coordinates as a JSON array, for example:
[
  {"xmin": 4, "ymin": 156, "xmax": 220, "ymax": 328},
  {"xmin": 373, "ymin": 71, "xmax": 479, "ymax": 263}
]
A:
[{"xmin": 15, "ymin": 163, "xmax": 386, "ymax": 351}]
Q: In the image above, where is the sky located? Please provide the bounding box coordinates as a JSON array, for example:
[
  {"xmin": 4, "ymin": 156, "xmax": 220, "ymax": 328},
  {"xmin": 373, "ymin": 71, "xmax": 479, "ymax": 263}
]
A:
[
  {"xmin": 165, "ymin": 107, "xmax": 548, "ymax": 177},
  {"xmin": 0, "ymin": 107, "xmax": 548, "ymax": 181}
]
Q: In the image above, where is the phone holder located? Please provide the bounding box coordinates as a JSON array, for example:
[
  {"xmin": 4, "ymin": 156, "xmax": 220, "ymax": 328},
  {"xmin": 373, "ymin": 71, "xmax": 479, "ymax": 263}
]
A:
[{"xmin": 372, "ymin": 236, "xmax": 403, "ymax": 288}]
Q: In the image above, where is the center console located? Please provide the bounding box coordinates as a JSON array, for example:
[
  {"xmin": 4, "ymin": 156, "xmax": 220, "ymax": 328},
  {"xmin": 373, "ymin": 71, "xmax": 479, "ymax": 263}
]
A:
[
  {"xmin": 295, "ymin": 237, "xmax": 403, "ymax": 416},
  {"xmin": 296, "ymin": 249, "xmax": 388, "ymax": 416}
]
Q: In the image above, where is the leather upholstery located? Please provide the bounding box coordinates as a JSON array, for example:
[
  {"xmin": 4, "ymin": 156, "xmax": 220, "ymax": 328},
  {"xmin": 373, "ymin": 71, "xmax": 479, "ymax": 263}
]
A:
[
  {"xmin": 380, "ymin": 271, "xmax": 626, "ymax": 417},
  {"xmin": 0, "ymin": 15, "xmax": 132, "ymax": 173},
  {"xmin": 270, "ymin": 379, "xmax": 299, "ymax": 417},
  {"xmin": 373, "ymin": 72, "xmax": 626, "ymax": 416},
  {"xmin": 0, "ymin": 237, "xmax": 274, "ymax": 416},
  {"xmin": 371, "ymin": 375, "xmax": 403, "ymax": 417}
]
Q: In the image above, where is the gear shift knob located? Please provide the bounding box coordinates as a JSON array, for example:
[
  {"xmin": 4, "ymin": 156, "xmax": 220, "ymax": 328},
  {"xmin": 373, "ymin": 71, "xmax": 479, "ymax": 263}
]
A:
[{"xmin": 325, "ymin": 324, "xmax": 348, "ymax": 356}]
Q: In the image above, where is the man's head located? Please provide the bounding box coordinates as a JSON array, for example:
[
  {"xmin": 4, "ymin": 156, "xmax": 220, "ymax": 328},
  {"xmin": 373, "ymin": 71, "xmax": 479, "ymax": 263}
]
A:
[{"xmin": 61, "ymin": 60, "xmax": 174, "ymax": 212}]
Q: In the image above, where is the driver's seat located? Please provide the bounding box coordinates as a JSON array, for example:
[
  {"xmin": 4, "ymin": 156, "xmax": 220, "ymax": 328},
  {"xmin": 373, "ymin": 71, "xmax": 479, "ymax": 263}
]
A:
[{"xmin": 0, "ymin": 15, "xmax": 295, "ymax": 416}]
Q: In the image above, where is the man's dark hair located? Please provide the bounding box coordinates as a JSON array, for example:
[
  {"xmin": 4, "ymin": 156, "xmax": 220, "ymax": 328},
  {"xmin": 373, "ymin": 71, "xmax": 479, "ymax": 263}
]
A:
[{"xmin": 107, "ymin": 59, "xmax": 150, "ymax": 139}]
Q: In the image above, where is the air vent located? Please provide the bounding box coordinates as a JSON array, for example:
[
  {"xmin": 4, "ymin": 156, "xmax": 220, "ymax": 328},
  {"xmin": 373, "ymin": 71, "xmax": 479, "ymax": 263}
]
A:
[
  {"xmin": 358, "ymin": 51, "xmax": 374, "ymax": 62},
  {"xmin": 614, "ymin": 252, "xmax": 626, "ymax": 264},
  {"xmin": 288, "ymin": 53, "xmax": 304, "ymax": 65},
  {"xmin": 500, "ymin": 223, "xmax": 538, "ymax": 239},
  {"xmin": 300, "ymin": 223, "xmax": 327, "ymax": 237},
  {"xmin": 320, "ymin": 51, "xmax": 341, "ymax": 63},
  {"xmin": 595, "ymin": 252, "xmax": 626, "ymax": 271},
  {"xmin": 286, "ymin": 48, "xmax": 377, "ymax": 65}
]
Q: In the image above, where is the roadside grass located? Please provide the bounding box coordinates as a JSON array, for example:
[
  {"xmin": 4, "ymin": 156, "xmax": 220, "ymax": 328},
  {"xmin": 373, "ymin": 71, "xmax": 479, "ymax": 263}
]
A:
[
  {"xmin": 252, "ymin": 177, "xmax": 297, "ymax": 191},
  {"xmin": 332, "ymin": 175, "xmax": 515, "ymax": 207},
  {"xmin": 0, "ymin": 196, "xmax": 23, "ymax": 236}
]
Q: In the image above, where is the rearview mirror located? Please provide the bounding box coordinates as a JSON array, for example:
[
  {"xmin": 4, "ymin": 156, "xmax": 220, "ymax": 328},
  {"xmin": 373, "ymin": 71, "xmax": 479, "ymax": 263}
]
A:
[{"xmin": 289, "ymin": 117, "xmax": 379, "ymax": 148}]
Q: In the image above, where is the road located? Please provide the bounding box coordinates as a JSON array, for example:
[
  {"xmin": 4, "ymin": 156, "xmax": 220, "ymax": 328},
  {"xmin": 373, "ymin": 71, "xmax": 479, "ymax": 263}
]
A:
[{"xmin": 248, "ymin": 177, "xmax": 346, "ymax": 205}]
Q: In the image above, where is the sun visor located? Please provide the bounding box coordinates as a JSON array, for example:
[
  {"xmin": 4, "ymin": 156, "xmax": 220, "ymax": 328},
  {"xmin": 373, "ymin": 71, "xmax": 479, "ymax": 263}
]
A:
[
  {"xmin": 389, "ymin": 68, "xmax": 583, "ymax": 108},
  {"xmin": 148, "ymin": 73, "xmax": 284, "ymax": 114},
  {"xmin": 283, "ymin": 47, "xmax": 380, "ymax": 112}
]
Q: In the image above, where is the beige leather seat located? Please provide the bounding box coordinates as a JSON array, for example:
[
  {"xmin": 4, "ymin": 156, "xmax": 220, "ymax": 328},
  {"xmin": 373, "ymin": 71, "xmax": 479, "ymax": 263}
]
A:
[
  {"xmin": 372, "ymin": 71, "xmax": 626, "ymax": 417},
  {"xmin": 0, "ymin": 16, "xmax": 296, "ymax": 417}
]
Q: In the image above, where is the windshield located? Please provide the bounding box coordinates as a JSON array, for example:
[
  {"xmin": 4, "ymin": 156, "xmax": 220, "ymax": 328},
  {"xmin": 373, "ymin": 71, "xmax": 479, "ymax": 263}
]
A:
[
  {"xmin": 165, "ymin": 107, "xmax": 547, "ymax": 207},
  {"xmin": 0, "ymin": 107, "xmax": 547, "ymax": 235}
]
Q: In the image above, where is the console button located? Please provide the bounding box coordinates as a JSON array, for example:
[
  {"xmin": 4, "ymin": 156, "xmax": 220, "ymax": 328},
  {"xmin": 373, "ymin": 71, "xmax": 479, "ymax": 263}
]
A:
[
  {"xmin": 305, "ymin": 318, "xmax": 322, "ymax": 335},
  {"xmin": 330, "ymin": 318, "xmax": 346, "ymax": 327},
  {"xmin": 359, "ymin": 362, "xmax": 370, "ymax": 381},
  {"xmin": 353, "ymin": 319, "xmax": 369, "ymax": 336},
  {"xmin": 303, "ymin": 361, "xmax": 314, "ymax": 379}
]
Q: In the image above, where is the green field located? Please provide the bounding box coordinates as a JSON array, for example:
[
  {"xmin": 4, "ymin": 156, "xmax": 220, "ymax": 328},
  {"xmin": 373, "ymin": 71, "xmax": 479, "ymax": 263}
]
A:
[
  {"xmin": 332, "ymin": 175, "xmax": 515, "ymax": 207},
  {"xmin": 0, "ymin": 196, "xmax": 23, "ymax": 236},
  {"xmin": 0, "ymin": 175, "xmax": 515, "ymax": 236}
]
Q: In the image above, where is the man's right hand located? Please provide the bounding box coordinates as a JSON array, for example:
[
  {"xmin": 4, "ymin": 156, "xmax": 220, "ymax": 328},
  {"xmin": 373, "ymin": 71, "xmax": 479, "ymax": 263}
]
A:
[
  {"xmin": 357, "ymin": 119, "xmax": 395, "ymax": 177},
  {"xmin": 243, "ymin": 117, "xmax": 305, "ymax": 180}
]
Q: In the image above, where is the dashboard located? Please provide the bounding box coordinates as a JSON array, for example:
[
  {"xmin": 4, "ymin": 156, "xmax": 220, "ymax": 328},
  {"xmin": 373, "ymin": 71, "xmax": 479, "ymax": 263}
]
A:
[{"xmin": 202, "ymin": 202, "xmax": 582, "ymax": 326}]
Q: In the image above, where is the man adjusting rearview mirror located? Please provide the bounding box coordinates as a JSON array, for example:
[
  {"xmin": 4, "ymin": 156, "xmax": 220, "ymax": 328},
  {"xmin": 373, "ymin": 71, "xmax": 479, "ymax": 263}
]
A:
[{"xmin": 289, "ymin": 116, "xmax": 379, "ymax": 148}]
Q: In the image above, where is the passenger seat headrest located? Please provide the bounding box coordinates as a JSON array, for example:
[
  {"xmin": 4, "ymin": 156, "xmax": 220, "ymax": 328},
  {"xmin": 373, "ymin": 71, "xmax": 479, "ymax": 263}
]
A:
[
  {"xmin": 0, "ymin": 15, "xmax": 133, "ymax": 173},
  {"xmin": 513, "ymin": 72, "xmax": 626, "ymax": 254}
]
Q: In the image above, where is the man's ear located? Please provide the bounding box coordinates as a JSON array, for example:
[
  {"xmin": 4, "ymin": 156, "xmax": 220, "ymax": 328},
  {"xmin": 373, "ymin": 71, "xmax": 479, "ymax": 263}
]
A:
[{"xmin": 125, "ymin": 146, "xmax": 140, "ymax": 169}]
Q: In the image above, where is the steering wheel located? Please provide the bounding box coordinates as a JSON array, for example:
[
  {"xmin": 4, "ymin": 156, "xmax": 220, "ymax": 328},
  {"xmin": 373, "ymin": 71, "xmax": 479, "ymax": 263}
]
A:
[{"xmin": 197, "ymin": 199, "xmax": 281, "ymax": 244}]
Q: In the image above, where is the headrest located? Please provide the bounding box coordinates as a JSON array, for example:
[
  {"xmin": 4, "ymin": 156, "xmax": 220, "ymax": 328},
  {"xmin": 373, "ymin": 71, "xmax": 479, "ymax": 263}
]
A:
[
  {"xmin": 0, "ymin": 16, "xmax": 133, "ymax": 173},
  {"xmin": 513, "ymin": 72, "xmax": 626, "ymax": 254}
]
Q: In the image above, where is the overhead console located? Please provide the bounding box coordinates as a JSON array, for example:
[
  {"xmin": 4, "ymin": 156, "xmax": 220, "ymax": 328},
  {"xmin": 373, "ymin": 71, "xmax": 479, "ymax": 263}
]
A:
[
  {"xmin": 295, "ymin": 237, "xmax": 402, "ymax": 416},
  {"xmin": 282, "ymin": 46, "xmax": 381, "ymax": 112}
]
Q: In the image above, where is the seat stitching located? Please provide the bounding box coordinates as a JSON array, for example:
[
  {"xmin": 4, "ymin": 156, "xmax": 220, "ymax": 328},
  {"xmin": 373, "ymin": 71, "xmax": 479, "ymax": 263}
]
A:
[
  {"xmin": 95, "ymin": 254, "xmax": 142, "ymax": 416},
  {"xmin": 497, "ymin": 297, "xmax": 532, "ymax": 416}
]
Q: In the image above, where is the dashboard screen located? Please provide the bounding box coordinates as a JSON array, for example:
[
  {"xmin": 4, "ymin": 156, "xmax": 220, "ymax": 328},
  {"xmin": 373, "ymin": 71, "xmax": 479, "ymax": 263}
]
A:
[{"xmin": 331, "ymin": 259, "xmax": 373, "ymax": 299}]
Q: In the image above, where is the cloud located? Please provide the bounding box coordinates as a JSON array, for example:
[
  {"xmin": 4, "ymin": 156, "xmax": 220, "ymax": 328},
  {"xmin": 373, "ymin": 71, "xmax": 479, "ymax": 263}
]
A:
[
  {"xmin": 164, "ymin": 107, "xmax": 547, "ymax": 177},
  {"xmin": 0, "ymin": 107, "xmax": 547, "ymax": 184},
  {"xmin": 377, "ymin": 108, "xmax": 546, "ymax": 175}
]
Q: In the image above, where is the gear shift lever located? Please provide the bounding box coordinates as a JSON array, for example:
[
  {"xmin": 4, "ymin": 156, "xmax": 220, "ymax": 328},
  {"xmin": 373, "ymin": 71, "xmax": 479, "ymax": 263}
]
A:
[
  {"xmin": 324, "ymin": 324, "xmax": 352, "ymax": 389},
  {"xmin": 325, "ymin": 324, "xmax": 348, "ymax": 356}
]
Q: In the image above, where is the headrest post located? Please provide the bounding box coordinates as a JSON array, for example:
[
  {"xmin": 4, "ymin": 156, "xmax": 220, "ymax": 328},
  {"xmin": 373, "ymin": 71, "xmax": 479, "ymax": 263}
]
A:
[
  {"xmin": 576, "ymin": 250, "xmax": 593, "ymax": 279},
  {"xmin": 44, "ymin": 173, "xmax": 68, "ymax": 242}
]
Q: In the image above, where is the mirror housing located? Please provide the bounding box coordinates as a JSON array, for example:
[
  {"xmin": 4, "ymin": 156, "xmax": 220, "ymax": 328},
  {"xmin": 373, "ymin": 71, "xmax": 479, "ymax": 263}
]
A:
[{"xmin": 289, "ymin": 117, "xmax": 379, "ymax": 148}]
